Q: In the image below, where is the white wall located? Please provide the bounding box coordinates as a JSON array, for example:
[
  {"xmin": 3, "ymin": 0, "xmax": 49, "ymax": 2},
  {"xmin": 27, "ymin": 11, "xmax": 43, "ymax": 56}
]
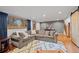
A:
[
  {"xmin": 64, "ymin": 16, "xmax": 70, "ymax": 35},
  {"xmin": 36, "ymin": 22, "xmax": 40, "ymax": 30},
  {"xmin": 65, "ymin": 17, "xmax": 70, "ymax": 25},
  {"xmin": 31, "ymin": 21, "xmax": 40, "ymax": 34}
]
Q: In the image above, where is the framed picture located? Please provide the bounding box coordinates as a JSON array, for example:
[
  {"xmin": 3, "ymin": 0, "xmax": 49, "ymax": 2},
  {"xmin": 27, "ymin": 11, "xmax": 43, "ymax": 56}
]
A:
[{"xmin": 8, "ymin": 16, "xmax": 27, "ymax": 29}]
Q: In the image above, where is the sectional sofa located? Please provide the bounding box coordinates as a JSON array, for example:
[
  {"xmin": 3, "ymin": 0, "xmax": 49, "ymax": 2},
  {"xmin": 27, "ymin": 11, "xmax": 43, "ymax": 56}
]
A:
[{"xmin": 9, "ymin": 30, "xmax": 58, "ymax": 49}]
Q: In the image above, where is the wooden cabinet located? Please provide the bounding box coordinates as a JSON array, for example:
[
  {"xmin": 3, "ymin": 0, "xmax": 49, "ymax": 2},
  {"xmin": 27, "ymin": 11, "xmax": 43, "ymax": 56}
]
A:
[{"xmin": 0, "ymin": 12, "xmax": 8, "ymax": 52}]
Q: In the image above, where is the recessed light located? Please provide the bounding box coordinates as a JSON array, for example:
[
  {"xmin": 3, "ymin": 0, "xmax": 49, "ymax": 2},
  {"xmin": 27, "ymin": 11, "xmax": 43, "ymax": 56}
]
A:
[
  {"xmin": 56, "ymin": 19, "xmax": 59, "ymax": 20},
  {"xmin": 32, "ymin": 17, "xmax": 35, "ymax": 19},
  {"xmin": 43, "ymin": 14, "xmax": 46, "ymax": 17},
  {"xmin": 58, "ymin": 11, "xmax": 62, "ymax": 14}
]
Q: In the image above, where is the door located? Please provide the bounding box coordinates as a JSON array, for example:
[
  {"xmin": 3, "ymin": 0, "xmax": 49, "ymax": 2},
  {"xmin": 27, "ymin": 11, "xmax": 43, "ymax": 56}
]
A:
[{"xmin": 71, "ymin": 11, "xmax": 79, "ymax": 47}]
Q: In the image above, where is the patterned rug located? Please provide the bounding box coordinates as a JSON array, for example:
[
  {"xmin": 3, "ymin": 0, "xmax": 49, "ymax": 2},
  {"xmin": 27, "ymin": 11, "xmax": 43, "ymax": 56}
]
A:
[{"xmin": 9, "ymin": 40, "xmax": 67, "ymax": 53}]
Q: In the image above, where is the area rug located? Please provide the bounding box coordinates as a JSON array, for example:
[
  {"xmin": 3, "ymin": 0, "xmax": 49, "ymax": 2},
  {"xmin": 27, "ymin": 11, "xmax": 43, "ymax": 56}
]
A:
[{"xmin": 9, "ymin": 40, "xmax": 67, "ymax": 53}]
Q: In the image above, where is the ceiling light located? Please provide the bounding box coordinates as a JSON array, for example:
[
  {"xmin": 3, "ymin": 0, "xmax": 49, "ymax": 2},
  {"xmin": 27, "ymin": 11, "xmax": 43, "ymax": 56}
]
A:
[
  {"xmin": 43, "ymin": 14, "xmax": 46, "ymax": 17},
  {"xmin": 56, "ymin": 19, "xmax": 59, "ymax": 20},
  {"xmin": 32, "ymin": 17, "xmax": 35, "ymax": 19},
  {"xmin": 58, "ymin": 11, "xmax": 62, "ymax": 14}
]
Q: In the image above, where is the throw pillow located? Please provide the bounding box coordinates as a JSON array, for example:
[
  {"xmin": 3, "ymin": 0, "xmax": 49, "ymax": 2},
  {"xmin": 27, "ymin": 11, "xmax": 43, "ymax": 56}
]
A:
[{"xmin": 19, "ymin": 32, "xmax": 25, "ymax": 38}]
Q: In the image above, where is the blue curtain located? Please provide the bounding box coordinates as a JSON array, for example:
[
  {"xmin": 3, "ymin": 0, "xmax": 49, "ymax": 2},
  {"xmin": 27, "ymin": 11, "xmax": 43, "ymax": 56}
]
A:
[{"xmin": 0, "ymin": 12, "xmax": 8, "ymax": 39}]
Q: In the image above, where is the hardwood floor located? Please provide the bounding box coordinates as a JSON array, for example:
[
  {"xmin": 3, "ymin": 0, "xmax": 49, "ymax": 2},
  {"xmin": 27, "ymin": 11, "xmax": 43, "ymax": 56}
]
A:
[
  {"xmin": 32, "ymin": 50, "xmax": 64, "ymax": 53},
  {"xmin": 6, "ymin": 44, "xmax": 16, "ymax": 53},
  {"xmin": 57, "ymin": 34, "xmax": 79, "ymax": 53}
]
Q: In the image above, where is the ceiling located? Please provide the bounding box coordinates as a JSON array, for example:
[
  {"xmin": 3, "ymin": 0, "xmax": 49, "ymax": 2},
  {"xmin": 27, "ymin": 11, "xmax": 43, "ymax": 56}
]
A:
[{"xmin": 0, "ymin": 6, "xmax": 78, "ymax": 22}]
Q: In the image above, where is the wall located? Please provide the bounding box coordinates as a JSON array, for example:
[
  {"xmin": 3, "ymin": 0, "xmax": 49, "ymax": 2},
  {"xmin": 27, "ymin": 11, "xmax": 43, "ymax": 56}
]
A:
[
  {"xmin": 40, "ymin": 20, "xmax": 64, "ymax": 33},
  {"xmin": 31, "ymin": 21, "xmax": 40, "ymax": 34},
  {"xmin": 64, "ymin": 17, "xmax": 70, "ymax": 36},
  {"xmin": 36, "ymin": 22, "xmax": 40, "ymax": 30},
  {"xmin": 65, "ymin": 17, "xmax": 70, "ymax": 25},
  {"xmin": 53, "ymin": 21, "xmax": 64, "ymax": 33}
]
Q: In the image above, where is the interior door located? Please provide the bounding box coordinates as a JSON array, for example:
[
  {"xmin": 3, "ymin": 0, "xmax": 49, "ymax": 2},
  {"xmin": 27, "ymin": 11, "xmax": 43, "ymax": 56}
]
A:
[{"xmin": 71, "ymin": 11, "xmax": 79, "ymax": 47}]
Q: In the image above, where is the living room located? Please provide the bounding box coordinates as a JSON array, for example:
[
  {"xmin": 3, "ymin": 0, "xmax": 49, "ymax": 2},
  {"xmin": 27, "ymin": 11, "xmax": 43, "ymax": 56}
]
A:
[{"xmin": 0, "ymin": 6, "xmax": 79, "ymax": 53}]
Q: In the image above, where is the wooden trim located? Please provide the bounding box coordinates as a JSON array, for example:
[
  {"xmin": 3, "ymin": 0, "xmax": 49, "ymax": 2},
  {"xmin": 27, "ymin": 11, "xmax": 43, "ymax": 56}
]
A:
[{"xmin": 70, "ymin": 6, "xmax": 79, "ymax": 16}]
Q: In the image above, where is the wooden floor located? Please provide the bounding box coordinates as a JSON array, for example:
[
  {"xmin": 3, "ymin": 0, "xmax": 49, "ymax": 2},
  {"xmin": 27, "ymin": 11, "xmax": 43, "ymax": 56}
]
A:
[
  {"xmin": 57, "ymin": 34, "xmax": 79, "ymax": 53},
  {"xmin": 7, "ymin": 34, "xmax": 79, "ymax": 53}
]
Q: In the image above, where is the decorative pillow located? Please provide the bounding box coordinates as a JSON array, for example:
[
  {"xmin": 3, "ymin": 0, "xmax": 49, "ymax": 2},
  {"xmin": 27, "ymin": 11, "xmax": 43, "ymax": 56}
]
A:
[
  {"xmin": 19, "ymin": 32, "xmax": 25, "ymax": 38},
  {"xmin": 36, "ymin": 30, "xmax": 39, "ymax": 34},
  {"xmin": 12, "ymin": 32, "xmax": 17, "ymax": 35},
  {"xmin": 45, "ymin": 31, "xmax": 49, "ymax": 35},
  {"xmin": 23, "ymin": 32, "xmax": 28, "ymax": 38}
]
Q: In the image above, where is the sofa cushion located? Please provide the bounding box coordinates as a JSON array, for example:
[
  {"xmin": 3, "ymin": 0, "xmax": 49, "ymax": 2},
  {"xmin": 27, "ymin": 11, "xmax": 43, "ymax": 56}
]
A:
[
  {"xmin": 12, "ymin": 32, "xmax": 17, "ymax": 35},
  {"xmin": 50, "ymin": 31, "xmax": 56, "ymax": 36},
  {"xmin": 39, "ymin": 30, "xmax": 45, "ymax": 35},
  {"xmin": 45, "ymin": 31, "xmax": 49, "ymax": 35},
  {"xmin": 19, "ymin": 32, "xmax": 25, "ymax": 38},
  {"xmin": 11, "ymin": 38, "xmax": 19, "ymax": 42}
]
